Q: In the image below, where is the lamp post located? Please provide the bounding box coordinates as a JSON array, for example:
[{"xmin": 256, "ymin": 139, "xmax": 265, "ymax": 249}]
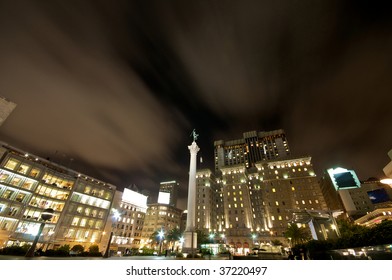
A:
[
  {"xmin": 158, "ymin": 229, "xmax": 164, "ymax": 255},
  {"xmin": 103, "ymin": 208, "xmax": 121, "ymax": 258},
  {"xmin": 179, "ymin": 236, "xmax": 184, "ymax": 252},
  {"xmin": 25, "ymin": 208, "xmax": 54, "ymax": 258}
]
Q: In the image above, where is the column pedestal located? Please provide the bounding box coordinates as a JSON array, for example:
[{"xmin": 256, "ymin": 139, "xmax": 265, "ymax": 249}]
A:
[{"xmin": 182, "ymin": 230, "xmax": 197, "ymax": 254}]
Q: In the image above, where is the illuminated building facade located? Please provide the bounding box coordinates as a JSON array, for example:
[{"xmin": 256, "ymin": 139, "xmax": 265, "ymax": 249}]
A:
[
  {"xmin": 0, "ymin": 142, "xmax": 115, "ymax": 251},
  {"xmin": 141, "ymin": 203, "xmax": 182, "ymax": 249},
  {"xmin": 214, "ymin": 129, "xmax": 290, "ymax": 171},
  {"xmin": 195, "ymin": 169, "xmax": 220, "ymax": 232},
  {"xmin": 107, "ymin": 188, "xmax": 147, "ymax": 254},
  {"xmin": 253, "ymin": 157, "xmax": 327, "ymax": 237},
  {"xmin": 193, "ymin": 130, "xmax": 330, "ymax": 254}
]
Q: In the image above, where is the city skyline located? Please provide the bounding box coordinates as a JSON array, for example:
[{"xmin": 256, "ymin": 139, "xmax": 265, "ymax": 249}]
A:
[{"xmin": 1, "ymin": 1, "xmax": 391, "ymax": 209}]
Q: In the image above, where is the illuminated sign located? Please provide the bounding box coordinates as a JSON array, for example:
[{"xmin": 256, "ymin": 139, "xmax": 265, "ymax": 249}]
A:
[
  {"xmin": 122, "ymin": 188, "xmax": 148, "ymax": 209},
  {"xmin": 327, "ymin": 167, "xmax": 360, "ymax": 190},
  {"xmin": 157, "ymin": 191, "xmax": 171, "ymax": 205}
]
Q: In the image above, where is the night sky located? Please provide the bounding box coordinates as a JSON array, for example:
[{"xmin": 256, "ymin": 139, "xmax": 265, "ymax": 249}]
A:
[{"xmin": 1, "ymin": 0, "xmax": 391, "ymax": 209}]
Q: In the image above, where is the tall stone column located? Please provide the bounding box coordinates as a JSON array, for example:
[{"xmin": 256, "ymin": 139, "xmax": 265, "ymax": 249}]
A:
[{"xmin": 183, "ymin": 140, "xmax": 199, "ymax": 254}]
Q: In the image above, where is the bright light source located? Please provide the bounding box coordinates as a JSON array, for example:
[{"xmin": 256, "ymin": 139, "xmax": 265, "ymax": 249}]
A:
[
  {"xmin": 380, "ymin": 178, "xmax": 392, "ymax": 185},
  {"xmin": 112, "ymin": 208, "xmax": 121, "ymax": 219},
  {"xmin": 158, "ymin": 230, "xmax": 164, "ymax": 239}
]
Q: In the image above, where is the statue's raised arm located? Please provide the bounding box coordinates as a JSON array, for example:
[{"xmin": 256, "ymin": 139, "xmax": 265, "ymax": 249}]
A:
[{"xmin": 191, "ymin": 129, "xmax": 199, "ymax": 142}]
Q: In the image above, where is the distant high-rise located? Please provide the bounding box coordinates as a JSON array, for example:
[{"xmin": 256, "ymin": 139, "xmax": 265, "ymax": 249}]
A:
[
  {"xmin": 158, "ymin": 180, "xmax": 179, "ymax": 207},
  {"xmin": 0, "ymin": 96, "xmax": 16, "ymax": 127},
  {"xmin": 214, "ymin": 129, "xmax": 290, "ymax": 171}
]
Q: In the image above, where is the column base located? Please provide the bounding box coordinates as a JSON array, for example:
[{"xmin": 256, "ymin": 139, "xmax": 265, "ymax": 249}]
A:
[{"xmin": 182, "ymin": 231, "xmax": 197, "ymax": 254}]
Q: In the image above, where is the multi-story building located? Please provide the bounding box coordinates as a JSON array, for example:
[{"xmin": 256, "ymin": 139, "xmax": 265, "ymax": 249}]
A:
[
  {"xmin": 195, "ymin": 169, "xmax": 219, "ymax": 233},
  {"xmin": 214, "ymin": 129, "xmax": 290, "ymax": 171},
  {"xmin": 141, "ymin": 203, "xmax": 182, "ymax": 250},
  {"xmin": 319, "ymin": 167, "xmax": 362, "ymax": 218},
  {"xmin": 193, "ymin": 130, "xmax": 332, "ymax": 254},
  {"xmin": 0, "ymin": 142, "xmax": 115, "ymax": 252},
  {"xmin": 0, "ymin": 96, "xmax": 16, "ymax": 127},
  {"xmin": 253, "ymin": 157, "xmax": 328, "ymax": 236},
  {"xmin": 158, "ymin": 180, "xmax": 179, "ymax": 207},
  {"xmin": 105, "ymin": 188, "xmax": 147, "ymax": 254}
]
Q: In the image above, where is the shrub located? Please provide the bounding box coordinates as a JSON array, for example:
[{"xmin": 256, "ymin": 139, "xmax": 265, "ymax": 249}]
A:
[
  {"xmin": 0, "ymin": 245, "xmax": 29, "ymax": 256},
  {"xmin": 71, "ymin": 244, "xmax": 85, "ymax": 254}
]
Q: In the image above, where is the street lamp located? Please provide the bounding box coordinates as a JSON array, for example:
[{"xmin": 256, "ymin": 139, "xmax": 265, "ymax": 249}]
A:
[
  {"xmin": 25, "ymin": 208, "xmax": 54, "ymax": 258},
  {"xmin": 381, "ymin": 178, "xmax": 392, "ymax": 186},
  {"xmin": 103, "ymin": 208, "xmax": 121, "ymax": 258},
  {"xmin": 158, "ymin": 229, "xmax": 164, "ymax": 255}
]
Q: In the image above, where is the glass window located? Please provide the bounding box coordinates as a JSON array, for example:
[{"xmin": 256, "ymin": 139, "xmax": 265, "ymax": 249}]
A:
[
  {"xmin": 21, "ymin": 180, "xmax": 36, "ymax": 190},
  {"xmin": 80, "ymin": 218, "xmax": 87, "ymax": 227},
  {"xmin": 15, "ymin": 193, "xmax": 27, "ymax": 203},
  {"xmin": 10, "ymin": 177, "xmax": 22, "ymax": 187},
  {"xmin": 0, "ymin": 172, "xmax": 10, "ymax": 182},
  {"xmin": 29, "ymin": 168, "xmax": 41, "ymax": 178},
  {"xmin": 72, "ymin": 217, "xmax": 80, "ymax": 226},
  {"xmin": 2, "ymin": 189, "xmax": 15, "ymax": 200},
  {"xmin": 4, "ymin": 158, "xmax": 20, "ymax": 170},
  {"xmin": 18, "ymin": 164, "xmax": 30, "ymax": 175}
]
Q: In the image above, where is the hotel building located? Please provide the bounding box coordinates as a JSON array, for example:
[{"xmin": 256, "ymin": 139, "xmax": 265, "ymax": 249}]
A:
[
  {"xmin": 195, "ymin": 130, "xmax": 330, "ymax": 253},
  {"xmin": 214, "ymin": 129, "xmax": 290, "ymax": 171}
]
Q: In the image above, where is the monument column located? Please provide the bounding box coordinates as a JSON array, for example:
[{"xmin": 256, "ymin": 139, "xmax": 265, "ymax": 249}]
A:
[{"xmin": 183, "ymin": 130, "xmax": 200, "ymax": 254}]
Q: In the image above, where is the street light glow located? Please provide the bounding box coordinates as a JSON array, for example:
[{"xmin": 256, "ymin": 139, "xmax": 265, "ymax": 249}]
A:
[
  {"xmin": 380, "ymin": 178, "xmax": 392, "ymax": 185},
  {"xmin": 158, "ymin": 229, "xmax": 164, "ymax": 239}
]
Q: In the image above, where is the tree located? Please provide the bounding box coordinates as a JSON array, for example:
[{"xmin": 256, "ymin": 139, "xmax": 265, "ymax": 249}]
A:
[
  {"xmin": 195, "ymin": 229, "xmax": 209, "ymax": 248},
  {"xmin": 166, "ymin": 227, "xmax": 182, "ymax": 251},
  {"xmin": 271, "ymin": 239, "xmax": 283, "ymax": 246},
  {"xmin": 284, "ymin": 223, "xmax": 311, "ymax": 246},
  {"xmin": 71, "ymin": 244, "xmax": 84, "ymax": 254}
]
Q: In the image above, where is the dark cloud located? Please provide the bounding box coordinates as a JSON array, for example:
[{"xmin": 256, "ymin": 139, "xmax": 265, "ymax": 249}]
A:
[{"xmin": 1, "ymin": 0, "xmax": 392, "ymax": 209}]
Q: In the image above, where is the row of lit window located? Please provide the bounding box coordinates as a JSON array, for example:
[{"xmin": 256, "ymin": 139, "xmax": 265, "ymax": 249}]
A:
[
  {"xmin": 75, "ymin": 206, "xmax": 105, "ymax": 218},
  {"xmin": 228, "ymin": 203, "xmax": 244, "ymax": 208},
  {"xmin": 22, "ymin": 208, "xmax": 59, "ymax": 223},
  {"xmin": 0, "ymin": 185, "xmax": 31, "ymax": 203},
  {"xmin": 29, "ymin": 196, "xmax": 65, "ymax": 211},
  {"xmin": 71, "ymin": 193, "xmax": 110, "ymax": 209},
  {"xmin": 42, "ymin": 173, "xmax": 74, "ymax": 189},
  {"xmin": 71, "ymin": 216, "xmax": 103, "ymax": 229},
  {"xmin": 3, "ymin": 158, "xmax": 42, "ymax": 179},
  {"xmin": 64, "ymin": 228, "xmax": 101, "ymax": 242},
  {"xmin": 36, "ymin": 184, "xmax": 69, "ymax": 200},
  {"xmin": 0, "ymin": 170, "xmax": 37, "ymax": 191}
]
